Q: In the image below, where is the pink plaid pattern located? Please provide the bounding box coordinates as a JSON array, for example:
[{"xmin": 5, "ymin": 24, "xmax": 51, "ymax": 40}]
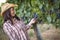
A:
[{"xmin": 3, "ymin": 19, "xmax": 31, "ymax": 40}]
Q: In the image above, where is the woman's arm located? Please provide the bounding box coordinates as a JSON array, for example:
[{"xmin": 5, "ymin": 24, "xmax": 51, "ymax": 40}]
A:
[{"xmin": 21, "ymin": 18, "xmax": 36, "ymax": 31}]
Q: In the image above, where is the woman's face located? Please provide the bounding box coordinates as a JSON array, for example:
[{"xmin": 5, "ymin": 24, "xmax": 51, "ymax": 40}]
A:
[{"xmin": 10, "ymin": 7, "xmax": 15, "ymax": 17}]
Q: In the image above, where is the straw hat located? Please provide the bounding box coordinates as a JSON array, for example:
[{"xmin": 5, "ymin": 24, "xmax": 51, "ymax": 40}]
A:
[{"xmin": 1, "ymin": 3, "xmax": 18, "ymax": 16}]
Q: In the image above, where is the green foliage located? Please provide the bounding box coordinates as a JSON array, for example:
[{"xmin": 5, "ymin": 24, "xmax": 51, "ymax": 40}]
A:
[
  {"xmin": 0, "ymin": 0, "xmax": 60, "ymax": 28},
  {"xmin": 0, "ymin": 16, "xmax": 3, "ymax": 28}
]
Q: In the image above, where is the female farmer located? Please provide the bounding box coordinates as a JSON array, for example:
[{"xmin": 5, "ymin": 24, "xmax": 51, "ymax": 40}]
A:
[{"xmin": 1, "ymin": 3, "xmax": 36, "ymax": 40}]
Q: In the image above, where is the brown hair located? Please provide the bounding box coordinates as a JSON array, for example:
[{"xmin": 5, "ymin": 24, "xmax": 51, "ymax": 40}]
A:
[{"xmin": 3, "ymin": 7, "xmax": 20, "ymax": 24}]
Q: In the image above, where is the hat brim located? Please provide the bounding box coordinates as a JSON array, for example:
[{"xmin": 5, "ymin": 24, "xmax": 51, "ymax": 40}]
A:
[{"xmin": 1, "ymin": 4, "xmax": 18, "ymax": 16}]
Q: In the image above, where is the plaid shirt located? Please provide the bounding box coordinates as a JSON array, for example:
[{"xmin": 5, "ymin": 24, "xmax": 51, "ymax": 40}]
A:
[{"xmin": 3, "ymin": 19, "xmax": 31, "ymax": 40}]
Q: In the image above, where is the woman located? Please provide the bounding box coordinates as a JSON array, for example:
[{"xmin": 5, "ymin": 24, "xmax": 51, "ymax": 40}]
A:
[{"xmin": 1, "ymin": 3, "xmax": 36, "ymax": 40}]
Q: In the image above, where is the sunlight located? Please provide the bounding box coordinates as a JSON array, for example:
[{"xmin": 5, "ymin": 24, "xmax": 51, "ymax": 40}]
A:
[{"xmin": 0, "ymin": 0, "xmax": 6, "ymax": 6}]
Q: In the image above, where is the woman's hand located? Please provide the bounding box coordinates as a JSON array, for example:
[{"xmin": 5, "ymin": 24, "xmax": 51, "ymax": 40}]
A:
[{"xmin": 29, "ymin": 18, "xmax": 37, "ymax": 25}]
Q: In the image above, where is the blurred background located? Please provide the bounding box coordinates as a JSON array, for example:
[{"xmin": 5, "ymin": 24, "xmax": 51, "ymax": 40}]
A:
[{"xmin": 0, "ymin": 0, "xmax": 60, "ymax": 40}]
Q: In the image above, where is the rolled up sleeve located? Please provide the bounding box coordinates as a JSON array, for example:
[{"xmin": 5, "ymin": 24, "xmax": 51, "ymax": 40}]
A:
[
  {"xmin": 25, "ymin": 24, "xmax": 32, "ymax": 30},
  {"xmin": 20, "ymin": 20, "xmax": 32, "ymax": 31},
  {"xmin": 22, "ymin": 24, "xmax": 32, "ymax": 31}
]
